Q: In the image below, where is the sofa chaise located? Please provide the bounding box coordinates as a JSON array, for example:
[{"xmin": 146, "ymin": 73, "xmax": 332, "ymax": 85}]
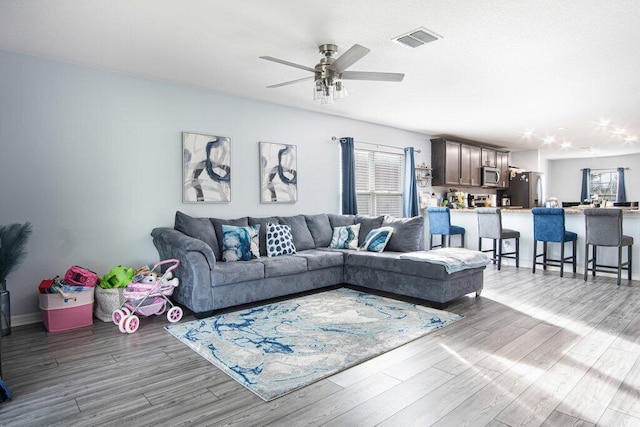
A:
[{"xmin": 151, "ymin": 212, "xmax": 485, "ymax": 317}]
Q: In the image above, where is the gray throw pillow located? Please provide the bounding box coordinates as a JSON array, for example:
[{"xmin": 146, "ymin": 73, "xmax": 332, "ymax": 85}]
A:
[
  {"xmin": 249, "ymin": 216, "xmax": 280, "ymax": 256},
  {"xmin": 328, "ymin": 214, "xmax": 356, "ymax": 228},
  {"xmin": 355, "ymin": 215, "xmax": 385, "ymax": 246},
  {"xmin": 305, "ymin": 214, "xmax": 332, "ymax": 248},
  {"xmin": 383, "ymin": 216, "xmax": 425, "ymax": 252},
  {"xmin": 211, "ymin": 217, "xmax": 249, "ymax": 260},
  {"xmin": 278, "ymin": 215, "xmax": 315, "ymax": 251},
  {"xmin": 174, "ymin": 211, "xmax": 219, "ymax": 258}
]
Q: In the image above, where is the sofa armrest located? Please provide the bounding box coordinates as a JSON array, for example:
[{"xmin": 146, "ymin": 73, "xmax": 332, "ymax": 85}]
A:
[
  {"xmin": 151, "ymin": 227, "xmax": 217, "ymax": 314},
  {"xmin": 151, "ymin": 227, "xmax": 216, "ymax": 270}
]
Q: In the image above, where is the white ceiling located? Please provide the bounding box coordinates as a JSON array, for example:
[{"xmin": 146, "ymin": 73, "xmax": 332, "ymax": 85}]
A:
[{"xmin": 1, "ymin": 0, "xmax": 640, "ymax": 159}]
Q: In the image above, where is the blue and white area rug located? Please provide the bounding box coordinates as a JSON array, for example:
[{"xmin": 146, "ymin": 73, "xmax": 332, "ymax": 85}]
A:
[{"xmin": 165, "ymin": 288, "xmax": 462, "ymax": 401}]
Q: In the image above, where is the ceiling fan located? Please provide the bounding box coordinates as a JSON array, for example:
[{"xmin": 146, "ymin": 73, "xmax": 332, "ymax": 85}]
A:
[{"xmin": 260, "ymin": 43, "xmax": 405, "ymax": 104}]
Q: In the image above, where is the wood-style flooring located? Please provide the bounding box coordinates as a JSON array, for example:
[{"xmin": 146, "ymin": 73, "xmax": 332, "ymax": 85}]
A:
[{"xmin": 1, "ymin": 266, "xmax": 640, "ymax": 426}]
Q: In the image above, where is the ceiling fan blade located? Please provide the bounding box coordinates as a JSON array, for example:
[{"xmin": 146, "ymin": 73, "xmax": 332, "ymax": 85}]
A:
[
  {"xmin": 341, "ymin": 71, "xmax": 405, "ymax": 82},
  {"xmin": 267, "ymin": 76, "xmax": 314, "ymax": 88},
  {"xmin": 328, "ymin": 44, "xmax": 370, "ymax": 73},
  {"xmin": 259, "ymin": 56, "xmax": 316, "ymax": 73}
]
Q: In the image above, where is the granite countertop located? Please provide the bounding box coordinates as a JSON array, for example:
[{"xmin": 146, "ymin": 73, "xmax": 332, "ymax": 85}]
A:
[{"xmin": 448, "ymin": 207, "xmax": 640, "ymax": 215}]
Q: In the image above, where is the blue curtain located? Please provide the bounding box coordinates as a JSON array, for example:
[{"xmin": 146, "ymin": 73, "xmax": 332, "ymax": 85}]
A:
[
  {"xmin": 340, "ymin": 137, "xmax": 358, "ymax": 215},
  {"xmin": 403, "ymin": 147, "xmax": 419, "ymax": 217},
  {"xmin": 580, "ymin": 168, "xmax": 590, "ymax": 202},
  {"xmin": 616, "ymin": 167, "xmax": 627, "ymax": 202}
]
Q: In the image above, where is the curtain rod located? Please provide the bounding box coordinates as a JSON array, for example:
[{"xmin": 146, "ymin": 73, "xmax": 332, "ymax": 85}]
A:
[
  {"xmin": 331, "ymin": 136, "xmax": 422, "ymax": 154},
  {"xmin": 581, "ymin": 167, "xmax": 630, "ymax": 171}
]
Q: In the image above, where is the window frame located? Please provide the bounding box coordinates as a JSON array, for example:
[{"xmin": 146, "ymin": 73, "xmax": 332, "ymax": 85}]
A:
[
  {"xmin": 589, "ymin": 169, "xmax": 618, "ymax": 202},
  {"xmin": 354, "ymin": 147, "xmax": 405, "ymax": 216}
]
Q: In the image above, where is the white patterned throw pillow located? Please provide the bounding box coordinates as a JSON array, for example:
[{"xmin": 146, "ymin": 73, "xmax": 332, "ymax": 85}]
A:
[
  {"xmin": 329, "ymin": 223, "xmax": 361, "ymax": 250},
  {"xmin": 358, "ymin": 226, "xmax": 394, "ymax": 252},
  {"xmin": 221, "ymin": 224, "xmax": 260, "ymax": 262},
  {"xmin": 266, "ymin": 223, "xmax": 296, "ymax": 257}
]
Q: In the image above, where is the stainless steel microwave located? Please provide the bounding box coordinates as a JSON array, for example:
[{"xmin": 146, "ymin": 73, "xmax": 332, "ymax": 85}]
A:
[{"xmin": 482, "ymin": 167, "xmax": 500, "ymax": 187}]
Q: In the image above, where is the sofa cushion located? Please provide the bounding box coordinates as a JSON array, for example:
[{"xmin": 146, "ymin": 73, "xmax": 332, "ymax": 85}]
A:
[
  {"xmin": 249, "ymin": 216, "xmax": 280, "ymax": 256},
  {"xmin": 221, "ymin": 224, "xmax": 260, "ymax": 262},
  {"xmin": 330, "ymin": 224, "xmax": 361, "ymax": 250},
  {"xmin": 355, "ymin": 215, "xmax": 385, "ymax": 246},
  {"xmin": 259, "ymin": 256, "xmax": 308, "ymax": 278},
  {"xmin": 211, "ymin": 217, "xmax": 249, "ymax": 260},
  {"xmin": 294, "ymin": 249, "xmax": 344, "ymax": 271},
  {"xmin": 328, "ymin": 214, "xmax": 356, "ymax": 228},
  {"xmin": 211, "ymin": 260, "xmax": 264, "ymax": 286},
  {"xmin": 383, "ymin": 216, "xmax": 425, "ymax": 252},
  {"xmin": 305, "ymin": 214, "xmax": 333, "ymax": 248},
  {"xmin": 278, "ymin": 215, "xmax": 315, "ymax": 251},
  {"xmin": 174, "ymin": 211, "xmax": 219, "ymax": 259},
  {"xmin": 346, "ymin": 250, "xmax": 451, "ymax": 280},
  {"xmin": 359, "ymin": 226, "xmax": 394, "ymax": 253},
  {"xmin": 266, "ymin": 223, "xmax": 297, "ymax": 257}
]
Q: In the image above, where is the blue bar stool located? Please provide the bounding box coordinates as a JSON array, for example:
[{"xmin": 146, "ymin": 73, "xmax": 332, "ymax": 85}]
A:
[
  {"xmin": 584, "ymin": 208, "xmax": 633, "ymax": 285},
  {"xmin": 427, "ymin": 207, "xmax": 465, "ymax": 249},
  {"xmin": 476, "ymin": 208, "xmax": 520, "ymax": 270},
  {"xmin": 532, "ymin": 207, "xmax": 577, "ymax": 277}
]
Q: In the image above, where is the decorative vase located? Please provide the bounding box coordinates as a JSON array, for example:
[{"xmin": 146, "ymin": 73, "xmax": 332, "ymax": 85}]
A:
[{"xmin": 0, "ymin": 280, "xmax": 10, "ymax": 337}]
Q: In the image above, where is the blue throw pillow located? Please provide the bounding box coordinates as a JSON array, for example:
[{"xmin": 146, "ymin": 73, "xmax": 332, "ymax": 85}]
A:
[
  {"xmin": 221, "ymin": 224, "xmax": 260, "ymax": 262},
  {"xmin": 266, "ymin": 223, "xmax": 296, "ymax": 257},
  {"xmin": 329, "ymin": 224, "xmax": 361, "ymax": 250},
  {"xmin": 359, "ymin": 226, "xmax": 394, "ymax": 252}
]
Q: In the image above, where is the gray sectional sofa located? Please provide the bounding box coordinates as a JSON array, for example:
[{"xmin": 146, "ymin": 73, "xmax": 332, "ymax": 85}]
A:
[{"xmin": 151, "ymin": 212, "xmax": 485, "ymax": 317}]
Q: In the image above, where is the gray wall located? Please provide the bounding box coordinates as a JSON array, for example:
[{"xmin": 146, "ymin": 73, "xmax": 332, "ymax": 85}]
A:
[
  {"xmin": 547, "ymin": 153, "xmax": 640, "ymax": 204},
  {"xmin": 0, "ymin": 50, "xmax": 429, "ymax": 317}
]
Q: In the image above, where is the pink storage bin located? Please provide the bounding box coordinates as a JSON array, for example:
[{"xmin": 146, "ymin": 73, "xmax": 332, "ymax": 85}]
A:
[{"xmin": 39, "ymin": 289, "xmax": 94, "ymax": 332}]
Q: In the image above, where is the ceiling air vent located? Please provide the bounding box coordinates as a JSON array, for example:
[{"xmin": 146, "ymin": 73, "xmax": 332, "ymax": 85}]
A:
[{"xmin": 393, "ymin": 27, "xmax": 442, "ymax": 48}]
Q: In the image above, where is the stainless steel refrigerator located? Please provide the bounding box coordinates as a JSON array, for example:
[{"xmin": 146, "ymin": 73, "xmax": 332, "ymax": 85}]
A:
[{"xmin": 509, "ymin": 172, "xmax": 543, "ymax": 208}]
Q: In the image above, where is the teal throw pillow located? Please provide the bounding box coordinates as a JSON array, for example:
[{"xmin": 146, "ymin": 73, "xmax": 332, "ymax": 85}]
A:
[
  {"xmin": 221, "ymin": 224, "xmax": 260, "ymax": 262},
  {"xmin": 266, "ymin": 223, "xmax": 296, "ymax": 257},
  {"xmin": 359, "ymin": 226, "xmax": 394, "ymax": 252},
  {"xmin": 329, "ymin": 223, "xmax": 361, "ymax": 250}
]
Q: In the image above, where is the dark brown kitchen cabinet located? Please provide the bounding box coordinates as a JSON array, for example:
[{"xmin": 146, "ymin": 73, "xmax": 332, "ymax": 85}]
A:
[
  {"xmin": 468, "ymin": 145, "xmax": 482, "ymax": 186},
  {"xmin": 497, "ymin": 151, "xmax": 509, "ymax": 188},
  {"xmin": 431, "ymin": 138, "xmax": 482, "ymax": 186},
  {"xmin": 481, "ymin": 148, "xmax": 497, "ymax": 167}
]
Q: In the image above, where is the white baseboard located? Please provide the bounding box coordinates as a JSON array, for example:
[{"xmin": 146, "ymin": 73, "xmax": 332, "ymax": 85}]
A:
[{"xmin": 12, "ymin": 312, "xmax": 42, "ymax": 326}]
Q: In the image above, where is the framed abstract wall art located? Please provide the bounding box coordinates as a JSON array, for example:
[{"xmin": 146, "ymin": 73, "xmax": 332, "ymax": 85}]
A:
[
  {"xmin": 182, "ymin": 132, "xmax": 231, "ymax": 203},
  {"xmin": 259, "ymin": 141, "xmax": 297, "ymax": 203}
]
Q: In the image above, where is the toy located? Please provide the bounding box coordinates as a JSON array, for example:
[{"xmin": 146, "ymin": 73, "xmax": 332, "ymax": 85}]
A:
[
  {"xmin": 99, "ymin": 265, "xmax": 135, "ymax": 289},
  {"xmin": 112, "ymin": 259, "xmax": 182, "ymax": 333},
  {"xmin": 64, "ymin": 266, "xmax": 99, "ymax": 287}
]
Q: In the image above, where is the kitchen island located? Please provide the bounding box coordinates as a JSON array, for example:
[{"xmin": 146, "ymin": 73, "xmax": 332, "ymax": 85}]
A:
[{"xmin": 433, "ymin": 207, "xmax": 640, "ymax": 280}]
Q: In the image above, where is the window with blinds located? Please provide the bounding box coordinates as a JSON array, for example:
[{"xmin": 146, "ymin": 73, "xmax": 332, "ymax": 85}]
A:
[{"xmin": 355, "ymin": 148, "xmax": 404, "ymax": 216}]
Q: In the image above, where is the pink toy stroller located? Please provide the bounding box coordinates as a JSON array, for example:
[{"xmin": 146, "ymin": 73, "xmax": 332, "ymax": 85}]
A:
[{"xmin": 112, "ymin": 259, "xmax": 183, "ymax": 333}]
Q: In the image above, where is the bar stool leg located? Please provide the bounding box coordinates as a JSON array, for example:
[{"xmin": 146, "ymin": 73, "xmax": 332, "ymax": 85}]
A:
[
  {"xmin": 498, "ymin": 238, "xmax": 503, "ymax": 270},
  {"xmin": 560, "ymin": 241, "xmax": 565, "ymax": 278},
  {"xmin": 618, "ymin": 245, "xmax": 623, "ymax": 286},
  {"xmin": 593, "ymin": 245, "xmax": 597, "ymax": 276},
  {"xmin": 429, "ymin": 234, "xmax": 433, "ymax": 250},
  {"xmin": 532, "ymin": 240, "xmax": 537, "ymax": 273},
  {"xmin": 492, "ymin": 239, "xmax": 497, "ymax": 265},
  {"xmin": 584, "ymin": 243, "xmax": 589, "ymax": 281},
  {"xmin": 629, "ymin": 245, "xmax": 633, "ymax": 281},
  {"xmin": 461, "ymin": 234, "xmax": 465, "ymax": 248},
  {"xmin": 515, "ymin": 238, "xmax": 520, "ymax": 268},
  {"xmin": 572, "ymin": 240, "xmax": 577, "ymax": 273},
  {"xmin": 543, "ymin": 242, "xmax": 548, "ymax": 270},
  {"xmin": 478, "ymin": 237, "xmax": 482, "ymax": 253}
]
